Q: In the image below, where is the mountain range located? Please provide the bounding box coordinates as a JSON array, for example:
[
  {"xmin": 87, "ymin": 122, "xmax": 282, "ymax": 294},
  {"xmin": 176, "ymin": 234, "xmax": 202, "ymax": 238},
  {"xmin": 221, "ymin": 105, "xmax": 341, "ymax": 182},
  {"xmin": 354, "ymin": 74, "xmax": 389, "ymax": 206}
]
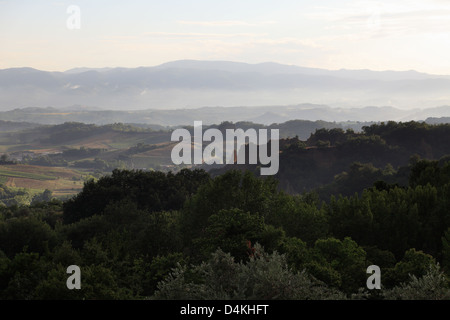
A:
[
  {"xmin": 1, "ymin": 60, "xmax": 450, "ymax": 113},
  {"xmin": 1, "ymin": 104, "xmax": 450, "ymax": 128}
]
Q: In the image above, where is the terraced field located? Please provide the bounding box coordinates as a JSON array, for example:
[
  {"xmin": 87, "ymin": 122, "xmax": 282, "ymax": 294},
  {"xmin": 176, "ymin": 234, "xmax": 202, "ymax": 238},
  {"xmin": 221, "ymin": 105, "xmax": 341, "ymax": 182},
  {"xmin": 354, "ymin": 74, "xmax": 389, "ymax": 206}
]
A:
[
  {"xmin": 0, "ymin": 164, "xmax": 86, "ymax": 197},
  {"xmin": 0, "ymin": 123, "xmax": 177, "ymax": 197}
]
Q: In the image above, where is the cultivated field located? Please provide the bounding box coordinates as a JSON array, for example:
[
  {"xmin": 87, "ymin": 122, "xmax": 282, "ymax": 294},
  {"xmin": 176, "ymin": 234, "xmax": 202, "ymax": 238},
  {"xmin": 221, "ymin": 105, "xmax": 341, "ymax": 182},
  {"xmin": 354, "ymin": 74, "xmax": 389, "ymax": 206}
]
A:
[{"xmin": 0, "ymin": 164, "xmax": 87, "ymax": 197}]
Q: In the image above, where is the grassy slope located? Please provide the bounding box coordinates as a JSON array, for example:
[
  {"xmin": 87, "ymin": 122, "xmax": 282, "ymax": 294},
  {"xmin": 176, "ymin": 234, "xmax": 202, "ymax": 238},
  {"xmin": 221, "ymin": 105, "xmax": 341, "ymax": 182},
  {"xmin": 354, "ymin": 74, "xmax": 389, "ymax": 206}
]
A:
[
  {"xmin": 0, "ymin": 125, "xmax": 176, "ymax": 196},
  {"xmin": 0, "ymin": 165, "xmax": 86, "ymax": 197}
]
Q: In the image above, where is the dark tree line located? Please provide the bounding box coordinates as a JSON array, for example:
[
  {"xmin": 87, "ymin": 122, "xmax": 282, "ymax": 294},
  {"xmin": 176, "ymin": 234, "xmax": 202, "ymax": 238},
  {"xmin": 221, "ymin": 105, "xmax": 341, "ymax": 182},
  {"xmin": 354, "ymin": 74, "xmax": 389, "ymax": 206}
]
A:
[
  {"xmin": 1, "ymin": 157, "xmax": 450, "ymax": 299},
  {"xmin": 2, "ymin": 121, "xmax": 450, "ymax": 299},
  {"xmin": 269, "ymin": 121, "xmax": 450, "ymax": 195}
]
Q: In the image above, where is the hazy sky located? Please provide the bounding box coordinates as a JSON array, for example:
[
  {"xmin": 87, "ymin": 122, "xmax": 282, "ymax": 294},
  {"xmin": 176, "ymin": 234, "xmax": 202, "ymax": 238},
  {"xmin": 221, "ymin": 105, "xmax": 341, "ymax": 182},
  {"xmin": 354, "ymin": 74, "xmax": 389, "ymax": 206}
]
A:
[{"xmin": 1, "ymin": 0, "xmax": 450, "ymax": 74}]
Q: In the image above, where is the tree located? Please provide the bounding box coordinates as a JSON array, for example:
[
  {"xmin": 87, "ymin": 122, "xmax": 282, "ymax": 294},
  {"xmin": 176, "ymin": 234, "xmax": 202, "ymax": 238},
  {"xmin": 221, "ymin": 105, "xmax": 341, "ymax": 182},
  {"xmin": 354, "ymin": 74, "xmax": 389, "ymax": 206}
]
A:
[
  {"xmin": 278, "ymin": 237, "xmax": 310, "ymax": 271},
  {"xmin": 442, "ymin": 228, "xmax": 450, "ymax": 272},
  {"xmin": 0, "ymin": 216, "xmax": 57, "ymax": 258},
  {"xmin": 309, "ymin": 237, "xmax": 367, "ymax": 294},
  {"xmin": 192, "ymin": 208, "xmax": 284, "ymax": 262},
  {"xmin": 1, "ymin": 251, "xmax": 50, "ymax": 299},
  {"xmin": 63, "ymin": 168, "xmax": 209, "ymax": 224},
  {"xmin": 267, "ymin": 193, "xmax": 328, "ymax": 245},
  {"xmin": 153, "ymin": 244, "xmax": 346, "ymax": 300},
  {"xmin": 182, "ymin": 170, "xmax": 280, "ymax": 244},
  {"xmin": 31, "ymin": 189, "xmax": 53, "ymax": 204},
  {"xmin": 0, "ymin": 154, "xmax": 10, "ymax": 164},
  {"xmin": 383, "ymin": 248, "xmax": 436, "ymax": 288},
  {"xmin": 383, "ymin": 264, "xmax": 450, "ymax": 300}
]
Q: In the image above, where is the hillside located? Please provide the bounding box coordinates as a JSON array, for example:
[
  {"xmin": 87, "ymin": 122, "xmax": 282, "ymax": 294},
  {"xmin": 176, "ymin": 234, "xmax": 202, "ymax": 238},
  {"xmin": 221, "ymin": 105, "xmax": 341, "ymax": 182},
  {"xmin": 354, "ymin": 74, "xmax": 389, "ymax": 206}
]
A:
[
  {"xmin": 0, "ymin": 164, "xmax": 85, "ymax": 198},
  {"xmin": 0, "ymin": 119, "xmax": 372, "ymax": 171},
  {"xmin": 1, "ymin": 61, "xmax": 450, "ymax": 111},
  {"xmin": 3, "ymin": 120, "xmax": 450, "ymax": 202},
  {"xmin": 2, "ymin": 119, "xmax": 450, "ymax": 301},
  {"xmin": 0, "ymin": 122, "xmax": 175, "ymax": 169},
  {"xmin": 2, "ymin": 152, "xmax": 450, "ymax": 300},
  {"xmin": 210, "ymin": 121, "xmax": 450, "ymax": 198},
  {"xmin": 2, "ymin": 105, "xmax": 450, "ymax": 126}
]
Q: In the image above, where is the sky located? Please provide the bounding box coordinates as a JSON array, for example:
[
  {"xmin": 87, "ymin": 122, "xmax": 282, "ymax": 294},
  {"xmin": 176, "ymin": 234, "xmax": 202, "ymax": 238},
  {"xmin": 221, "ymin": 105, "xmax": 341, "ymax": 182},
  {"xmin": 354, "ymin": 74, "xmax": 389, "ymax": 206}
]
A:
[{"xmin": 1, "ymin": 0, "xmax": 450, "ymax": 74}]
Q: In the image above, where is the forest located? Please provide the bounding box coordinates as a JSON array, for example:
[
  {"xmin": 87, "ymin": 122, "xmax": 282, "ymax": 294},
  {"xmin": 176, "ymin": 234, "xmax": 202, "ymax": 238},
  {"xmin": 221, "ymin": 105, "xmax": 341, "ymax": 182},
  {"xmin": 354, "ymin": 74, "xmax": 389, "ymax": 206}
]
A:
[{"xmin": 1, "ymin": 121, "xmax": 450, "ymax": 300}]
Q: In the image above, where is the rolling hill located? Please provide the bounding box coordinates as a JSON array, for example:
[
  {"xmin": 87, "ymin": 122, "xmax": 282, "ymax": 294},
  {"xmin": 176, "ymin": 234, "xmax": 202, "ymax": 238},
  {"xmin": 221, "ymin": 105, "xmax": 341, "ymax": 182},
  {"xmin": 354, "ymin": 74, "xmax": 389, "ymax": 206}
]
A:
[{"xmin": 1, "ymin": 60, "xmax": 450, "ymax": 112}]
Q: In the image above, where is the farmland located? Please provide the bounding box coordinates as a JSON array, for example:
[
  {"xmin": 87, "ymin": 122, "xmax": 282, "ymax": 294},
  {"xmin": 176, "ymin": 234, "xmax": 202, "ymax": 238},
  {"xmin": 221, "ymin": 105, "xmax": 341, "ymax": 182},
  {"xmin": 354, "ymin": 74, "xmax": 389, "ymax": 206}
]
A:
[
  {"xmin": 0, "ymin": 164, "xmax": 86, "ymax": 197},
  {"xmin": 0, "ymin": 122, "xmax": 180, "ymax": 199}
]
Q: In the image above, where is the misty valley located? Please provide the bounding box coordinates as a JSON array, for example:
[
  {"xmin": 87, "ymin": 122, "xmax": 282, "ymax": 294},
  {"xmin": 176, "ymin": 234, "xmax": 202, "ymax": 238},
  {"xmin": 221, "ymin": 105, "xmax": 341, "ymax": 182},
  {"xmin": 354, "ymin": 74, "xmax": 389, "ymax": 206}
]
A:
[
  {"xmin": 1, "ymin": 56, "xmax": 450, "ymax": 304},
  {"xmin": 3, "ymin": 0, "xmax": 450, "ymax": 314}
]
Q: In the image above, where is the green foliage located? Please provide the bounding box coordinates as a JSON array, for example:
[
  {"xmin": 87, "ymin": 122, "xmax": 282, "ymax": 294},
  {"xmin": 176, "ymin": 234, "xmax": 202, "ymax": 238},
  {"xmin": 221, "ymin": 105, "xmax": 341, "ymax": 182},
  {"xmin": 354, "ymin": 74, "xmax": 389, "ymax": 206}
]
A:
[
  {"xmin": 307, "ymin": 127, "xmax": 349, "ymax": 146},
  {"xmin": 266, "ymin": 193, "xmax": 328, "ymax": 245},
  {"xmin": 272, "ymin": 121, "xmax": 450, "ymax": 196},
  {"xmin": 0, "ymin": 184, "xmax": 44, "ymax": 207},
  {"xmin": 409, "ymin": 158, "xmax": 450, "ymax": 188},
  {"xmin": 363, "ymin": 246, "xmax": 396, "ymax": 270},
  {"xmin": 131, "ymin": 210, "xmax": 184, "ymax": 258},
  {"xmin": 0, "ymin": 215, "xmax": 57, "ymax": 258},
  {"xmin": 325, "ymin": 176, "xmax": 450, "ymax": 259},
  {"xmin": 38, "ymin": 122, "xmax": 151, "ymax": 145},
  {"xmin": 193, "ymin": 208, "xmax": 284, "ymax": 262},
  {"xmin": 182, "ymin": 170, "xmax": 280, "ymax": 244},
  {"xmin": 383, "ymin": 264, "xmax": 450, "ymax": 300},
  {"xmin": 278, "ymin": 237, "xmax": 310, "ymax": 271},
  {"xmin": 442, "ymin": 228, "xmax": 450, "ymax": 272},
  {"xmin": 309, "ymin": 237, "xmax": 367, "ymax": 294},
  {"xmin": 384, "ymin": 248, "xmax": 436, "ymax": 288},
  {"xmin": 62, "ymin": 146, "xmax": 105, "ymax": 159},
  {"xmin": 153, "ymin": 244, "xmax": 346, "ymax": 300},
  {"xmin": 50, "ymin": 241, "xmax": 82, "ymax": 267},
  {"xmin": 63, "ymin": 168, "xmax": 209, "ymax": 224},
  {"xmin": 1, "ymin": 140, "xmax": 450, "ymax": 300},
  {"xmin": 318, "ymin": 162, "xmax": 398, "ymax": 199},
  {"xmin": 31, "ymin": 189, "xmax": 53, "ymax": 204},
  {"xmin": 145, "ymin": 253, "xmax": 186, "ymax": 296},
  {"xmin": 283, "ymin": 137, "xmax": 307, "ymax": 151},
  {"xmin": 1, "ymin": 251, "xmax": 50, "ymax": 299}
]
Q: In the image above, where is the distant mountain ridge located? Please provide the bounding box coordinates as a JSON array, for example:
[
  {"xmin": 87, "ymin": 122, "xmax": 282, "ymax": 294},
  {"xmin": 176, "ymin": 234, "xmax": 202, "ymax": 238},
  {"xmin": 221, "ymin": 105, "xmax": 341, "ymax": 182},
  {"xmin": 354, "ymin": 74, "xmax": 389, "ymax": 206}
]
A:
[
  {"xmin": 1, "ymin": 60, "xmax": 450, "ymax": 112},
  {"xmin": 155, "ymin": 60, "xmax": 450, "ymax": 81},
  {"xmin": 1, "ymin": 104, "xmax": 450, "ymax": 127}
]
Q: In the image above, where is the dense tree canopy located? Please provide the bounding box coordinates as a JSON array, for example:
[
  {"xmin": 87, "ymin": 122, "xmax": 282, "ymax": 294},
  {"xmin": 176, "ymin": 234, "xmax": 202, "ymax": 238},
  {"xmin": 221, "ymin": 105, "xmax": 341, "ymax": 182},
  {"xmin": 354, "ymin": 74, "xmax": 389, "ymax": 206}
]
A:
[{"xmin": 2, "ymin": 121, "xmax": 450, "ymax": 300}]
